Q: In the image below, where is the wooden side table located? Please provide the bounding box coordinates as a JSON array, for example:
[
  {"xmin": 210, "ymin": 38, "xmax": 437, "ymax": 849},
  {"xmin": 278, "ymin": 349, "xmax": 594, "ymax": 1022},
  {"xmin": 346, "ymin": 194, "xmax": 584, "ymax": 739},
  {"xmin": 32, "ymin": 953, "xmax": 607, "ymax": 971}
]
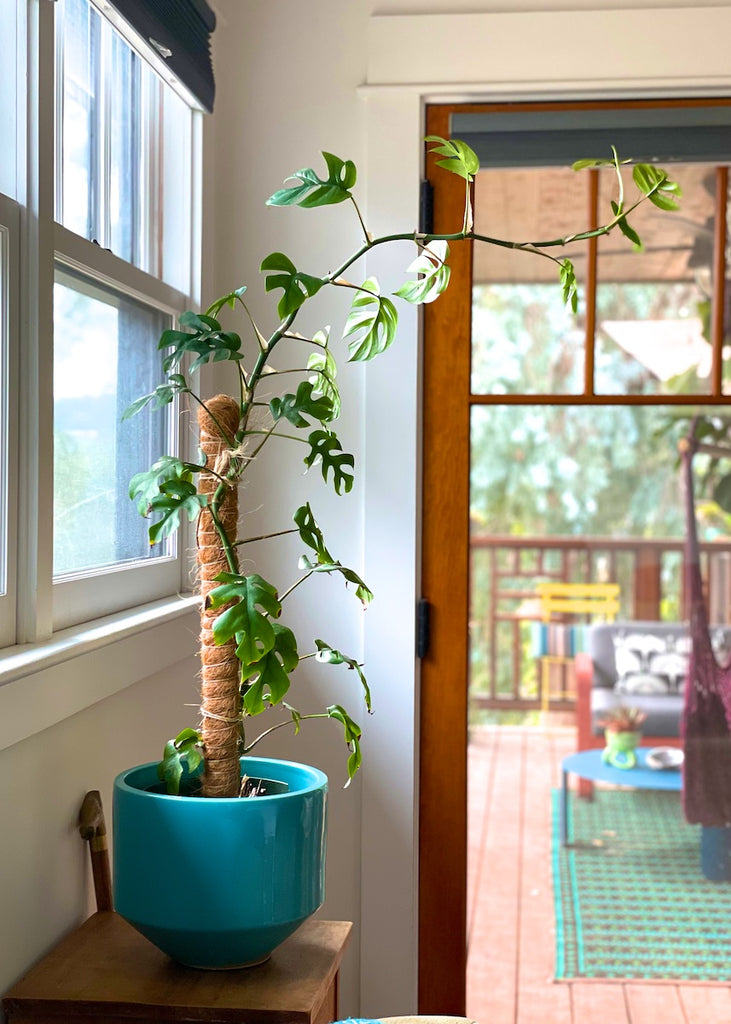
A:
[{"xmin": 3, "ymin": 913, "xmax": 351, "ymax": 1024}]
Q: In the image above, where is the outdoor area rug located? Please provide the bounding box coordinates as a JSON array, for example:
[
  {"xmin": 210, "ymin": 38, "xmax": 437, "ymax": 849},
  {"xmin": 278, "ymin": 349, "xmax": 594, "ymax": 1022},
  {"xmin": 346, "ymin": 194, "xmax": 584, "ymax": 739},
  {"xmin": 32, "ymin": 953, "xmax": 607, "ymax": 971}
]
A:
[{"xmin": 552, "ymin": 788, "xmax": 731, "ymax": 981}]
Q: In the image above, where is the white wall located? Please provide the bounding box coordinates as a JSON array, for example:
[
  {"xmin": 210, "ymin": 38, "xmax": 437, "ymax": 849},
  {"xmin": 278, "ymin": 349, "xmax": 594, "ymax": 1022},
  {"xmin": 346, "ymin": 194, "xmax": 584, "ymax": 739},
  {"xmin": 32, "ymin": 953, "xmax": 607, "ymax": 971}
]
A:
[
  {"xmin": 0, "ymin": 650, "xmax": 199, "ymax": 994},
  {"xmin": 4, "ymin": 1, "xmax": 731, "ymax": 1020}
]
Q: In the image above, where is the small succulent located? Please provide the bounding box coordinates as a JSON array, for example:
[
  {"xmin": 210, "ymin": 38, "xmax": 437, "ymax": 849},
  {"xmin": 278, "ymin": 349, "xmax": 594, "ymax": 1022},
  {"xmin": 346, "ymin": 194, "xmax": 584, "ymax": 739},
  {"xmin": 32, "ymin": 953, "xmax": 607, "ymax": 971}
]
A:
[{"xmin": 599, "ymin": 705, "xmax": 647, "ymax": 732}]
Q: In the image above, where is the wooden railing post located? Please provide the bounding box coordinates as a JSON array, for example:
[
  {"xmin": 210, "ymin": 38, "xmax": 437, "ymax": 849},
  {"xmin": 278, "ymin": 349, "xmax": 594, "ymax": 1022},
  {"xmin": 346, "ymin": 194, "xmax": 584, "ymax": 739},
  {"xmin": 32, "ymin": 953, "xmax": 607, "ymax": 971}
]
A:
[{"xmin": 634, "ymin": 544, "xmax": 663, "ymax": 621}]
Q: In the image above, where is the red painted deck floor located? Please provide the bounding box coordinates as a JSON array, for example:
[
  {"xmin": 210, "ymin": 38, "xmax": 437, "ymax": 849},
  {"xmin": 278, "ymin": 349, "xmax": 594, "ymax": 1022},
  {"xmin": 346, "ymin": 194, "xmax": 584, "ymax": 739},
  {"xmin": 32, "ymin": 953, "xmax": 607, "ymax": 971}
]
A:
[{"xmin": 466, "ymin": 724, "xmax": 731, "ymax": 1024}]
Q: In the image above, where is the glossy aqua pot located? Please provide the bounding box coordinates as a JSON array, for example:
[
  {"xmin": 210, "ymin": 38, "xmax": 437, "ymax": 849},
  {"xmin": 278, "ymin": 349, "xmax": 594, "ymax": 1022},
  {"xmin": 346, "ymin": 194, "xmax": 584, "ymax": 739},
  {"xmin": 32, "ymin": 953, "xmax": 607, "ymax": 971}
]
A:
[{"xmin": 113, "ymin": 756, "xmax": 327, "ymax": 968}]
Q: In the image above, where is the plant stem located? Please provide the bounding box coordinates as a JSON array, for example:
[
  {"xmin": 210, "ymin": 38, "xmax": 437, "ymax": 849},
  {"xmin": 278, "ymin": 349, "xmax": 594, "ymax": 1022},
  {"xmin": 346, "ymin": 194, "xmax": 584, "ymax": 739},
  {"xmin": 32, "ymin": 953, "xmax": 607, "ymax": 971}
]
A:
[
  {"xmin": 243, "ymin": 712, "xmax": 331, "ymax": 753},
  {"xmin": 234, "ymin": 527, "xmax": 299, "ymax": 547},
  {"xmin": 349, "ymin": 195, "xmax": 370, "ymax": 243}
]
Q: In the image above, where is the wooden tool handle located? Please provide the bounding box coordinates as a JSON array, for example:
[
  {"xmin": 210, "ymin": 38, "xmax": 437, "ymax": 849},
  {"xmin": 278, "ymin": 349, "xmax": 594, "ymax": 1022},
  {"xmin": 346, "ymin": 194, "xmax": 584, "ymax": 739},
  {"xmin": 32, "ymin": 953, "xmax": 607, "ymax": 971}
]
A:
[{"xmin": 78, "ymin": 790, "xmax": 113, "ymax": 912}]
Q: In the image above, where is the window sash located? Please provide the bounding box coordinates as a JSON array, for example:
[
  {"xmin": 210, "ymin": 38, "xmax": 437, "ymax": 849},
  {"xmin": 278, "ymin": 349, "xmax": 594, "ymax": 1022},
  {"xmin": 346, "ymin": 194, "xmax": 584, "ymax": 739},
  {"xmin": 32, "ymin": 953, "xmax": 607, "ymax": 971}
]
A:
[
  {"xmin": 54, "ymin": 0, "xmax": 196, "ymax": 291},
  {"xmin": 51, "ymin": 225, "xmax": 193, "ymax": 632}
]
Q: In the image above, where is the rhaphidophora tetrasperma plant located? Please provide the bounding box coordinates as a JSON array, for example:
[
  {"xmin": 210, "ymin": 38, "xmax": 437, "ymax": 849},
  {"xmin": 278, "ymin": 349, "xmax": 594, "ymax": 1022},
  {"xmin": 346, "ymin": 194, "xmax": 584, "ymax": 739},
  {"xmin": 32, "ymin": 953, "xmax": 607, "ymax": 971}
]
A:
[{"xmin": 126, "ymin": 137, "xmax": 680, "ymax": 798}]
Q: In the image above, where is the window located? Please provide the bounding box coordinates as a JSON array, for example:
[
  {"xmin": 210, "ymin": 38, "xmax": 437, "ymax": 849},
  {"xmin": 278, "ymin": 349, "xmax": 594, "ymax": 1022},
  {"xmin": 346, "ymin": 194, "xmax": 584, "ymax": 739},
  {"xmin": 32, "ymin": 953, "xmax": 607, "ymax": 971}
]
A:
[{"xmin": 0, "ymin": 0, "xmax": 210, "ymax": 648}]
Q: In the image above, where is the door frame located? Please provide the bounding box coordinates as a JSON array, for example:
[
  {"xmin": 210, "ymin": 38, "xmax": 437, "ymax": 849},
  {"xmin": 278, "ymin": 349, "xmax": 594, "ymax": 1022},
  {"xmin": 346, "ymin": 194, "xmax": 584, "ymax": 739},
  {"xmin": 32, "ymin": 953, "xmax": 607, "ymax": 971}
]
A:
[
  {"xmin": 417, "ymin": 96, "xmax": 731, "ymax": 1014},
  {"xmin": 359, "ymin": 11, "xmax": 731, "ymax": 1015}
]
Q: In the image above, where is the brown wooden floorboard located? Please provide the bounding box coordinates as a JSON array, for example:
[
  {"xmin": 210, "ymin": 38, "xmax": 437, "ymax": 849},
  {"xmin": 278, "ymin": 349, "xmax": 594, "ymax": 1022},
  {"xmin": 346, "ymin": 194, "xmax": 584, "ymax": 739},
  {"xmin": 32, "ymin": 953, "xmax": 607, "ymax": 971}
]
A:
[{"xmin": 466, "ymin": 724, "xmax": 731, "ymax": 1024}]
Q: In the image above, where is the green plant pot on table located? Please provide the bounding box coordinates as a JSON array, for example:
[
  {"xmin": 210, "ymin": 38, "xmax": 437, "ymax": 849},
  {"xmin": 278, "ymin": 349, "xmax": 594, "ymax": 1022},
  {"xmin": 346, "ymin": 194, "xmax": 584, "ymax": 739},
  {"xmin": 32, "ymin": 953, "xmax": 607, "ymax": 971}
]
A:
[{"xmin": 600, "ymin": 706, "xmax": 647, "ymax": 769}]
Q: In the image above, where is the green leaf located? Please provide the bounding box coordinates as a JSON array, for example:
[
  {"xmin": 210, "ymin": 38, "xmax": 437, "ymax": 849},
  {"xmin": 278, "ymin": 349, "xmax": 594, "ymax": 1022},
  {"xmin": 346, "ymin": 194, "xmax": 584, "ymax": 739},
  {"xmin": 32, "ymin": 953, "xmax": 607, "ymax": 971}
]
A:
[
  {"xmin": 559, "ymin": 259, "xmax": 579, "ymax": 314},
  {"xmin": 611, "ymin": 200, "xmax": 643, "ymax": 251},
  {"xmin": 632, "ymin": 163, "xmax": 682, "ymax": 211},
  {"xmin": 160, "ymin": 313, "xmax": 243, "ymax": 373},
  {"xmin": 425, "ymin": 135, "xmax": 480, "ymax": 181},
  {"xmin": 304, "ymin": 429, "xmax": 354, "ymax": 495},
  {"xmin": 122, "ymin": 374, "xmax": 189, "ymax": 421},
  {"xmin": 157, "ymin": 728, "xmax": 204, "ymax": 795},
  {"xmin": 307, "ymin": 339, "xmax": 341, "ymax": 418},
  {"xmin": 241, "ymin": 623, "xmax": 299, "ymax": 715},
  {"xmin": 293, "ymin": 502, "xmax": 332, "ymax": 561},
  {"xmin": 129, "ymin": 454, "xmax": 204, "ymax": 513},
  {"xmin": 206, "ymin": 286, "xmax": 247, "ymax": 319},
  {"xmin": 571, "ymin": 157, "xmax": 614, "ymax": 170},
  {"xmin": 266, "ymin": 151, "xmax": 357, "ymax": 208},
  {"xmin": 260, "ymin": 252, "xmax": 324, "ymax": 319},
  {"xmin": 394, "ymin": 240, "xmax": 451, "ymax": 305},
  {"xmin": 129, "ymin": 456, "xmax": 207, "ymax": 544},
  {"xmin": 270, "ymin": 380, "xmax": 335, "ymax": 428},
  {"xmin": 343, "ymin": 278, "xmax": 398, "ymax": 361},
  {"xmin": 282, "ymin": 701, "xmax": 303, "ymax": 734},
  {"xmin": 315, "ymin": 639, "xmax": 372, "ymax": 711},
  {"xmin": 294, "ymin": 503, "xmax": 373, "ymax": 606},
  {"xmin": 208, "ymin": 572, "xmax": 281, "ymax": 665},
  {"xmin": 326, "ymin": 704, "xmax": 363, "ymax": 783},
  {"xmin": 148, "ymin": 478, "xmax": 207, "ymax": 545}
]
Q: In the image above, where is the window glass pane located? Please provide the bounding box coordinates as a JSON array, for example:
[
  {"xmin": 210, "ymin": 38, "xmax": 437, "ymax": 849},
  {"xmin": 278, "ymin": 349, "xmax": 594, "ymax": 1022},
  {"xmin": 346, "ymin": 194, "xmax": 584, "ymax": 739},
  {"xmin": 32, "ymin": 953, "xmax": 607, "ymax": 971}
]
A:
[
  {"xmin": 161, "ymin": 86, "xmax": 192, "ymax": 293},
  {"xmin": 471, "ymin": 166, "xmax": 587, "ymax": 395},
  {"xmin": 56, "ymin": 0, "xmax": 193, "ymax": 287},
  {"xmin": 109, "ymin": 29, "xmax": 140, "ymax": 266},
  {"xmin": 53, "ymin": 268, "xmax": 172, "ymax": 577},
  {"xmin": 58, "ymin": 0, "xmax": 100, "ymax": 239},
  {"xmin": 595, "ymin": 163, "xmax": 716, "ymax": 395},
  {"xmin": 0, "ymin": 0, "xmax": 18, "ymax": 199}
]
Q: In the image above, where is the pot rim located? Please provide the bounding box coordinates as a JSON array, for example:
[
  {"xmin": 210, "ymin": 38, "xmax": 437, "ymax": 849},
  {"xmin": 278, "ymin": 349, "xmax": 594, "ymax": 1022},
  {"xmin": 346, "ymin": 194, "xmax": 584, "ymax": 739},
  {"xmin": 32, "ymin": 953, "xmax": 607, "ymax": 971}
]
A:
[{"xmin": 114, "ymin": 755, "xmax": 328, "ymax": 801}]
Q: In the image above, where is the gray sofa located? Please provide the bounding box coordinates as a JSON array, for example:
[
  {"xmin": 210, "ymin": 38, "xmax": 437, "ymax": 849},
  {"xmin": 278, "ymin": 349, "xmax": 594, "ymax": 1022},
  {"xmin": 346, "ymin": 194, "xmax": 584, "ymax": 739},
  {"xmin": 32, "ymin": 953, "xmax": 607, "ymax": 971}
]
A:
[{"xmin": 576, "ymin": 620, "xmax": 731, "ymax": 751}]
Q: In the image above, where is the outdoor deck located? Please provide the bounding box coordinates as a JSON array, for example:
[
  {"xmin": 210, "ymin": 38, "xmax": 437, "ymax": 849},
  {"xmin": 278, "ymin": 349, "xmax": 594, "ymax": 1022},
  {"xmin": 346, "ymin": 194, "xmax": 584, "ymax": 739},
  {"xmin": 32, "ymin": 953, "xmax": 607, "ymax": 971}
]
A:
[{"xmin": 466, "ymin": 724, "xmax": 731, "ymax": 1024}]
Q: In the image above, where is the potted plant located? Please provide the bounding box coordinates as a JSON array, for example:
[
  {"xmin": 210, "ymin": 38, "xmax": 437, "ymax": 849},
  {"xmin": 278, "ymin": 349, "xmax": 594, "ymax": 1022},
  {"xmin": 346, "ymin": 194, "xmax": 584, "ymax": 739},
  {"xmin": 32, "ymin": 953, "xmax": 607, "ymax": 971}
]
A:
[
  {"xmin": 113, "ymin": 139, "xmax": 679, "ymax": 967},
  {"xmin": 599, "ymin": 705, "xmax": 647, "ymax": 768}
]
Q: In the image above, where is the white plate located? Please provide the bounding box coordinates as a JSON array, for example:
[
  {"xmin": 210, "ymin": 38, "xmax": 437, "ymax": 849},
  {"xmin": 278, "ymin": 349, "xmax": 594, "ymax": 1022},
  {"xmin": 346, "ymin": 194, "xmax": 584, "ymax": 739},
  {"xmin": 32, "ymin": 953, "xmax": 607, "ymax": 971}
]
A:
[{"xmin": 646, "ymin": 746, "xmax": 684, "ymax": 770}]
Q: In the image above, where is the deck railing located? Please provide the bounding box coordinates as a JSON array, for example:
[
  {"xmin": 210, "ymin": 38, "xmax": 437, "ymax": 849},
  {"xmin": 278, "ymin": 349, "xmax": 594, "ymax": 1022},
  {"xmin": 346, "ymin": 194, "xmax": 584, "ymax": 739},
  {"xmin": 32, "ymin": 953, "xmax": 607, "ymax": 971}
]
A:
[{"xmin": 469, "ymin": 533, "xmax": 731, "ymax": 712}]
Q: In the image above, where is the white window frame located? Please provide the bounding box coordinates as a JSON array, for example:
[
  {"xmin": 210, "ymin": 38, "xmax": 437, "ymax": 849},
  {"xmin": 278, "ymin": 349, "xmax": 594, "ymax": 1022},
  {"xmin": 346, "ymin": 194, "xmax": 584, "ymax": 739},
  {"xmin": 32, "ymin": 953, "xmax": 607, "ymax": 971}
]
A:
[{"xmin": 8, "ymin": 0, "xmax": 202, "ymax": 648}]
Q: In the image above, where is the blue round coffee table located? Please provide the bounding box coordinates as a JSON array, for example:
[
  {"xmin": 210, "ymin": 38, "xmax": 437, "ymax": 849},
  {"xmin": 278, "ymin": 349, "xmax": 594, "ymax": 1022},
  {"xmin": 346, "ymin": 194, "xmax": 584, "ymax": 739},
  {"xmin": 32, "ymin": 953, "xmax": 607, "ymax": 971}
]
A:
[{"xmin": 560, "ymin": 747, "xmax": 682, "ymax": 846}]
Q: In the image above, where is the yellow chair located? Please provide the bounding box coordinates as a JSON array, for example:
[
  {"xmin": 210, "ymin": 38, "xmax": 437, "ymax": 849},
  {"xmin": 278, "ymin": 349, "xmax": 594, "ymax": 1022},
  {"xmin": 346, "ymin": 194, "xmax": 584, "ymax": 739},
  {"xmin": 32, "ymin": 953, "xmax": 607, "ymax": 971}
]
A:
[{"xmin": 534, "ymin": 582, "xmax": 620, "ymax": 712}]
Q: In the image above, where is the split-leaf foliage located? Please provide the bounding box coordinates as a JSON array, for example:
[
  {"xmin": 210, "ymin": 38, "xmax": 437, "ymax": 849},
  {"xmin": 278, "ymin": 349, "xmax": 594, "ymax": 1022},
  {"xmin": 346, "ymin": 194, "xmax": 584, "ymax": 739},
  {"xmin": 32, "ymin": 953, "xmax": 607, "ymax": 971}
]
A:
[{"xmin": 127, "ymin": 138, "xmax": 679, "ymax": 795}]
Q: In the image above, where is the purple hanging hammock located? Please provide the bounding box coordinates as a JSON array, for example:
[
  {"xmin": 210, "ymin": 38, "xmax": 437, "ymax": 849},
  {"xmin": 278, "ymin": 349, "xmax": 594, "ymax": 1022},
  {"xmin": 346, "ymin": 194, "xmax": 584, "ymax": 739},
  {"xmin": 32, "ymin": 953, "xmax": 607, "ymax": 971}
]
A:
[{"xmin": 681, "ymin": 440, "xmax": 731, "ymax": 827}]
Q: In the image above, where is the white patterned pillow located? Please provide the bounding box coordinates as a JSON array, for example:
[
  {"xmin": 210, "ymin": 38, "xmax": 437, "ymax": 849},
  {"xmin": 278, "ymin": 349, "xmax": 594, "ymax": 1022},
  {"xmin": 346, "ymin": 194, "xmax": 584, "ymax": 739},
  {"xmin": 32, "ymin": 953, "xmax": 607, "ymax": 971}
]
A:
[{"xmin": 613, "ymin": 633, "xmax": 689, "ymax": 695}]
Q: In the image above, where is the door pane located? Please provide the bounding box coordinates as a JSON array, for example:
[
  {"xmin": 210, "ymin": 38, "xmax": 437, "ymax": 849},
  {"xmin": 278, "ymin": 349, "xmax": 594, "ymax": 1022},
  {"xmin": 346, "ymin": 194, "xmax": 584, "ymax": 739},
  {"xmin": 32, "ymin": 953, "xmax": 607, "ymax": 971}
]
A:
[
  {"xmin": 53, "ymin": 268, "xmax": 172, "ymax": 577},
  {"xmin": 595, "ymin": 163, "xmax": 717, "ymax": 395},
  {"xmin": 471, "ymin": 166, "xmax": 587, "ymax": 395},
  {"xmin": 468, "ymin": 402, "xmax": 731, "ymax": 712}
]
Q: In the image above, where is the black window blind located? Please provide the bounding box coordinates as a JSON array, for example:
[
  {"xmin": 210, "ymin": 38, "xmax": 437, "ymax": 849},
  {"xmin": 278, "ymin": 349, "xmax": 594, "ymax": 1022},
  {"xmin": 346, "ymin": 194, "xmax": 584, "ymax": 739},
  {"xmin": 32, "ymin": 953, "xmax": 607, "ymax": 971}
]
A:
[
  {"xmin": 451, "ymin": 105, "xmax": 731, "ymax": 167},
  {"xmin": 107, "ymin": 0, "xmax": 216, "ymax": 112}
]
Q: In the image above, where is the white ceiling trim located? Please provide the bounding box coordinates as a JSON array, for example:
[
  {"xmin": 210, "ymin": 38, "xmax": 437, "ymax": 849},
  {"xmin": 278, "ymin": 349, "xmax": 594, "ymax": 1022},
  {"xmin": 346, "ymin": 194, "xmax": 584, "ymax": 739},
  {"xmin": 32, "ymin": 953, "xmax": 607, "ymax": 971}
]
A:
[{"xmin": 366, "ymin": 8, "xmax": 731, "ymax": 94}]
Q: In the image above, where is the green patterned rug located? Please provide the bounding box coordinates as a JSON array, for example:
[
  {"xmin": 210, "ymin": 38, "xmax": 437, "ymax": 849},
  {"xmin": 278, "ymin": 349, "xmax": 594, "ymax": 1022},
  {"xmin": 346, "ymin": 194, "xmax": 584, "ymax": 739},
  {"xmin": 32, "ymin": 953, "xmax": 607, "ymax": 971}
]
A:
[{"xmin": 552, "ymin": 788, "xmax": 731, "ymax": 981}]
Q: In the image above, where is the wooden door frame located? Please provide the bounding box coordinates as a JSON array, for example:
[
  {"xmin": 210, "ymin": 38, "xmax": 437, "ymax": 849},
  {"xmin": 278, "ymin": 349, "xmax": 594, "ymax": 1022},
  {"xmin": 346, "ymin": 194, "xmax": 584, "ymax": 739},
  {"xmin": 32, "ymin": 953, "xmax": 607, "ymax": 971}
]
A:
[{"xmin": 419, "ymin": 103, "xmax": 473, "ymax": 1015}]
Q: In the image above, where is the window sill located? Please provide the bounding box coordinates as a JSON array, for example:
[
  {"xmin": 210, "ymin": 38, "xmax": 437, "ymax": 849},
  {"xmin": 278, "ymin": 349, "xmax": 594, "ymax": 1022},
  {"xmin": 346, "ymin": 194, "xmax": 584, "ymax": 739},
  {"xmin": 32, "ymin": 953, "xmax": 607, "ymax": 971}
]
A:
[{"xmin": 0, "ymin": 594, "xmax": 200, "ymax": 753}]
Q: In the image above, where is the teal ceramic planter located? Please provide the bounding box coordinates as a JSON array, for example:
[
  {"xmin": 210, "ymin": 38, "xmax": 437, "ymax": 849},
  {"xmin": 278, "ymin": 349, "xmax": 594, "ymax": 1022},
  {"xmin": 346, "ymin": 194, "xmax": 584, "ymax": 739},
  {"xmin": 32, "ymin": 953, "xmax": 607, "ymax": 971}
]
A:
[{"xmin": 113, "ymin": 757, "xmax": 327, "ymax": 968}]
